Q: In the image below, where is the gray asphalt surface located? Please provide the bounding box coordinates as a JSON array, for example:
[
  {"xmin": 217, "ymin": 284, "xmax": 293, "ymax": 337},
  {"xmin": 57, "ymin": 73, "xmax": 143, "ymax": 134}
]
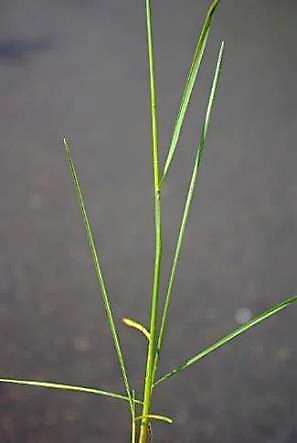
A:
[{"xmin": 0, "ymin": 1, "xmax": 297, "ymax": 442}]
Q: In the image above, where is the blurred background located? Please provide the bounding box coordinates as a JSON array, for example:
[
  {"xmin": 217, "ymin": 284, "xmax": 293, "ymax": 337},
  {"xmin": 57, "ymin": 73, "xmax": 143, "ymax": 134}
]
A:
[{"xmin": 0, "ymin": 0, "xmax": 297, "ymax": 441}]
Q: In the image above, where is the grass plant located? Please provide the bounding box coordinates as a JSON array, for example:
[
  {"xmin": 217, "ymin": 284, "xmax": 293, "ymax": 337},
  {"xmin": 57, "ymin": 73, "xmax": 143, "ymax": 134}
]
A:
[{"xmin": 1, "ymin": 1, "xmax": 296, "ymax": 441}]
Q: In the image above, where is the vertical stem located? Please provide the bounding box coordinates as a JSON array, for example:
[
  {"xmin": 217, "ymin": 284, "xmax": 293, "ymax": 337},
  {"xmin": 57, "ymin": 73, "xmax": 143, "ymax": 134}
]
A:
[
  {"xmin": 131, "ymin": 390, "xmax": 136, "ymax": 443},
  {"xmin": 139, "ymin": 1, "xmax": 162, "ymax": 442}
]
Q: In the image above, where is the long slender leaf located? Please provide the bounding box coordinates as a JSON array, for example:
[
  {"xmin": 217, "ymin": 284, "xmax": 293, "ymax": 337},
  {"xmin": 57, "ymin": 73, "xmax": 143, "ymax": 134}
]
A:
[
  {"xmin": 154, "ymin": 295, "xmax": 297, "ymax": 386},
  {"xmin": 63, "ymin": 138, "xmax": 133, "ymax": 412},
  {"xmin": 0, "ymin": 378, "xmax": 141, "ymax": 404},
  {"xmin": 161, "ymin": 0, "xmax": 220, "ymax": 184},
  {"xmin": 153, "ymin": 42, "xmax": 224, "ymax": 383}
]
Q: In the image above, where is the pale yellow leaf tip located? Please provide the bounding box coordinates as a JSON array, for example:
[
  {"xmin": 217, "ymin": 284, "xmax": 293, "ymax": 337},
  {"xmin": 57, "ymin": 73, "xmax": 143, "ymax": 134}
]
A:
[{"xmin": 123, "ymin": 318, "xmax": 151, "ymax": 341}]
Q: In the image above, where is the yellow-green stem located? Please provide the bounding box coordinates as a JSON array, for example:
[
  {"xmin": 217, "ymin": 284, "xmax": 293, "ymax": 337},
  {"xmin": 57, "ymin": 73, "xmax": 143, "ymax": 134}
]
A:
[{"xmin": 138, "ymin": 1, "xmax": 161, "ymax": 442}]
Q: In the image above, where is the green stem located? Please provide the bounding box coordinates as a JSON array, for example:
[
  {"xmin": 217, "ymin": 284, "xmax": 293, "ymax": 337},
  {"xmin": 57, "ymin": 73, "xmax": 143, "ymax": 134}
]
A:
[
  {"xmin": 131, "ymin": 390, "xmax": 136, "ymax": 443},
  {"xmin": 138, "ymin": 1, "xmax": 162, "ymax": 442}
]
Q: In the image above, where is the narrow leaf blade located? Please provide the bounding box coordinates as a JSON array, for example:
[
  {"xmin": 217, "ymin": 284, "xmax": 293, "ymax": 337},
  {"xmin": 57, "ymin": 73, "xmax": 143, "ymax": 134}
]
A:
[
  {"xmin": 161, "ymin": 0, "xmax": 220, "ymax": 183},
  {"xmin": 155, "ymin": 295, "xmax": 297, "ymax": 386},
  {"xmin": 153, "ymin": 42, "xmax": 224, "ymax": 382},
  {"xmin": 63, "ymin": 138, "xmax": 133, "ymax": 411},
  {"xmin": 0, "ymin": 378, "xmax": 142, "ymax": 404}
]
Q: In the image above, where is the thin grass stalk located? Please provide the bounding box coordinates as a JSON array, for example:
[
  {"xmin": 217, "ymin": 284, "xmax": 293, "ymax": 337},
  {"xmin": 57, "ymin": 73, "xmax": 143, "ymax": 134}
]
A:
[
  {"xmin": 63, "ymin": 139, "xmax": 133, "ymax": 415},
  {"xmin": 155, "ymin": 294, "xmax": 297, "ymax": 386},
  {"xmin": 153, "ymin": 42, "xmax": 224, "ymax": 382},
  {"xmin": 138, "ymin": 1, "xmax": 162, "ymax": 442},
  {"xmin": 131, "ymin": 390, "xmax": 136, "ymax": 443}
]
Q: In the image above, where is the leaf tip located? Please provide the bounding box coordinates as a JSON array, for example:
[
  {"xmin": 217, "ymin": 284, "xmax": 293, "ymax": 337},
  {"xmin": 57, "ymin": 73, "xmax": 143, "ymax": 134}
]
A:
[
  {"xmin": 123, "ymin": 317, "xmax": 151, "ymax": 341},
  {"xmin": 63, "ymin": 137, "xmax": 70, "ymax": 151}
]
